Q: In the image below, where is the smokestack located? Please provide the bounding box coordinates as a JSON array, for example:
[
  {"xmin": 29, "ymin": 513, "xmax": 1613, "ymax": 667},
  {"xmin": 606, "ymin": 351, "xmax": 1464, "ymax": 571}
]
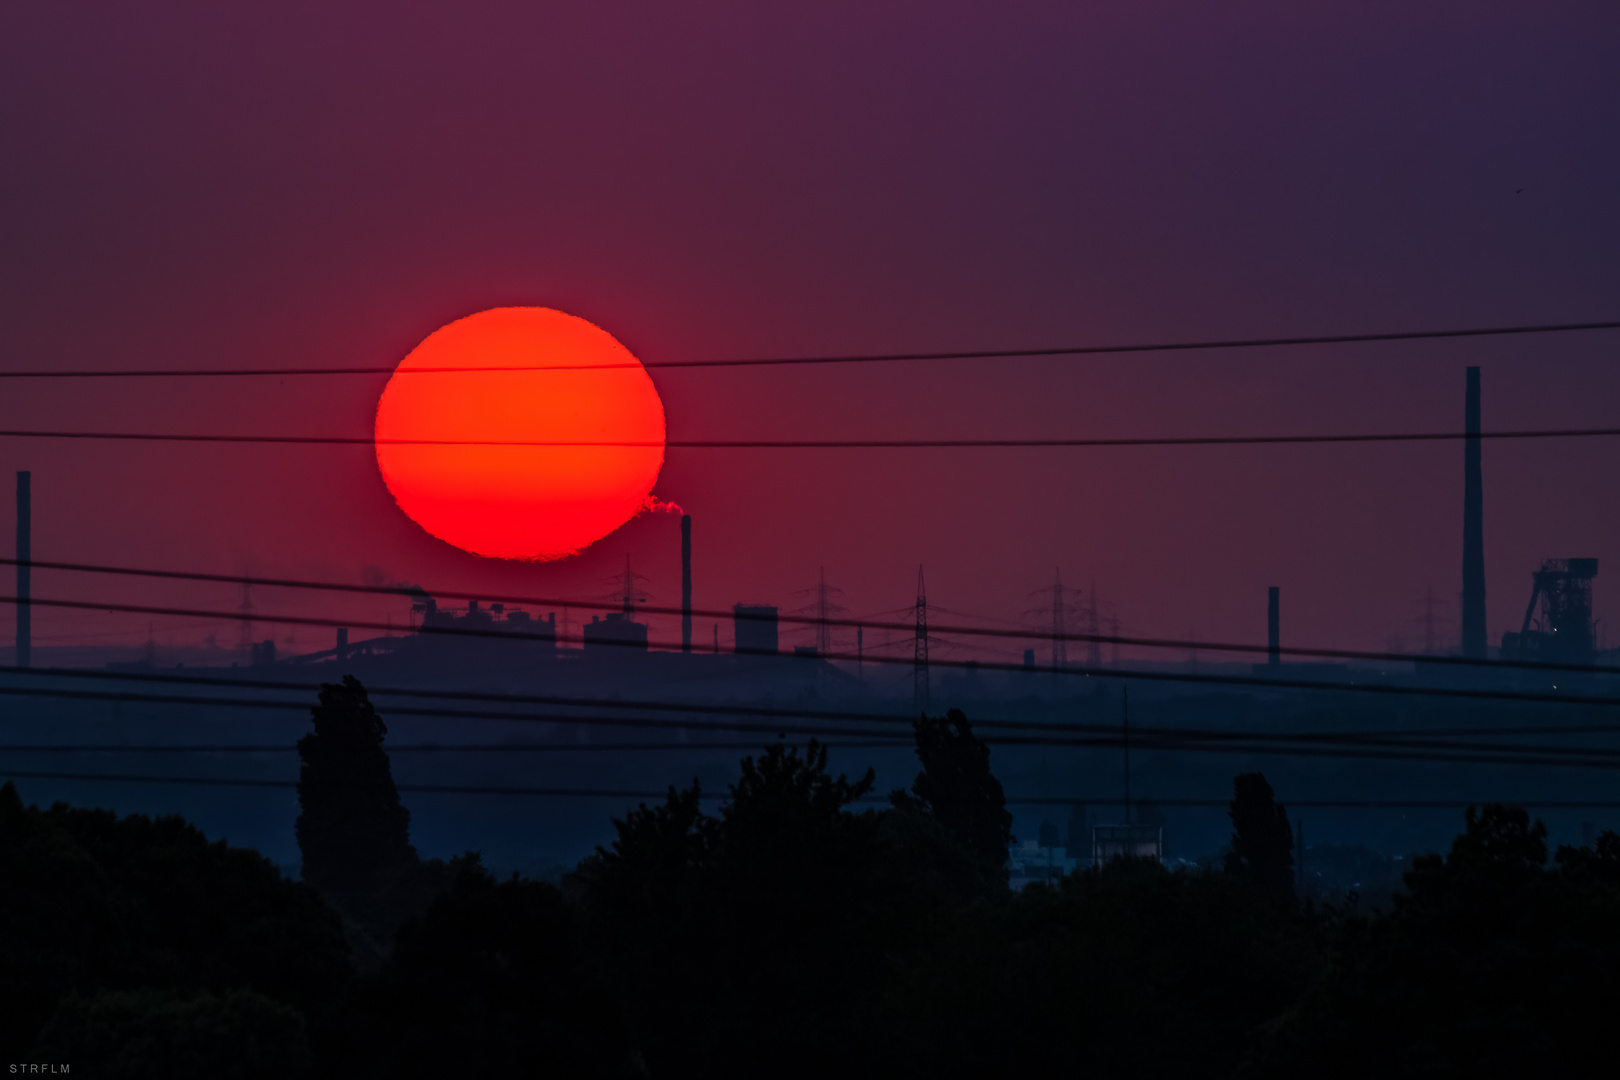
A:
[
  {"xmin": 680, "ymin": 514, "xmax": 692, "ymax": 653},
  {"xmin": 1267, "ymin": 586, "xmax": 1279, "ymax": 666},
  {"xmin": 15, "ymin": 471, "xmax": 29, "ymax": 670},
  {"xmin": 1461, "ymin": 366, "xmax": 1487, "ymax": 658}
]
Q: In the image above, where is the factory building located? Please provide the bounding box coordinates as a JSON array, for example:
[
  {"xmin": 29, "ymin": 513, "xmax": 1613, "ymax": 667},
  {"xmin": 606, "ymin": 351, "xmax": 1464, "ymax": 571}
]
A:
[
  {"xmin": 733, "ymin": 604, "xmax": 779, "ymax": 656},
  {"xmin": 1500, "ymin": 558, "xmax": 1599, "ymax": 665},
  {"xmin": 415, "ymin": 595, "xmax": 557, "ymax": 649},
  {"xmin": 583, "ymin": 610, "xmax": 650, "ymax": 652}
]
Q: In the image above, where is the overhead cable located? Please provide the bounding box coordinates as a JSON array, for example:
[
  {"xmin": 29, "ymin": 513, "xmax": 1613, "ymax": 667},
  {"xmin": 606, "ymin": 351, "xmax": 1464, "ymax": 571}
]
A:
[
  {"xmin": 1, "ymin": 317, "xmax": 1616, "ymax": 378},
  {"xmin": 5, "ymin": 557, "xmax": 1620, "ymax": 679},
  {"xmin": 1, "ymin": 426, "xmax": 1620, "ymax": 449},
  {"xmin": 4, "ymin": 683, "xmax": 1620, "ymax": 769},
  {"xmin": 2, "ymin": 768, "xmax": 1618, "ymax": 809},
  {"xmin": 4, "ymin": 594, "xmax": 1620, "ymax": 709},
  {"xmin": 16, "ymin": 660, "xmax": 1620, "ymax": 746}
]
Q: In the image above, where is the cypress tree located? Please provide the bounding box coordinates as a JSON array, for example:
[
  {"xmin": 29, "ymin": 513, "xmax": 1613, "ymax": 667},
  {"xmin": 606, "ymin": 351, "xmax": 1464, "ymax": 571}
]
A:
[
  {"xmin": 1225, "ymin": 771, "xmax": 1295, "ymax": 903},
  {"xmin": 296, "ymin": 676, "xmax": 416, "ymax": 900}
]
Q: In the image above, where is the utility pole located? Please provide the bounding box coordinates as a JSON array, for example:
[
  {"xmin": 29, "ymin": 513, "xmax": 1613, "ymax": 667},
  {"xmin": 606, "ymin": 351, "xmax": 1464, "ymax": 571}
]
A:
[
  {"xmin": 238, "ymin": 582, "xmax": 254, "ymax": 665},
  {"xmin": 914, "ymin": 566, "xmax": 930, "ymax": 712},
  {"xmin": 857, "ymin": 624, "xmax": 863, "ymax": 680},
  {"xmin": 15, "ymin": 471, "xmax": 29, "ymax": 670}
]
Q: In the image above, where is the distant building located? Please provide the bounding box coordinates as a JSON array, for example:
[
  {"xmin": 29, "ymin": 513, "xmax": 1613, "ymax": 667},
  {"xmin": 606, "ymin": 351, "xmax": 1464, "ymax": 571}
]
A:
[
  {"xmin": 582, "ymin": 611, "xmax": 649, "ymax": 652},
  {"xmin": 1008, "ymin": 838, "xmax": 1077, "ymax": 889},
  {"xmin": 733, "ymin": 604, "xmax": 779, "ymax": 656},
  {"xmin": 1092, "ymin": 824, "xmax": 1163, "ymax": 867},
  {"xmin": 415, "ymin": 596, "xmax": 558, "ymax": 650},
  {"xmin": 1501, "ymin": 558, "xmax": 1599, "ymax": 665}
]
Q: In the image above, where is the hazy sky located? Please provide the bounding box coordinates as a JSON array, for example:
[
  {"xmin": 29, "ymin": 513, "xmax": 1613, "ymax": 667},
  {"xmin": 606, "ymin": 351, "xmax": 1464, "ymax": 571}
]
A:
[{"xmin": 3, "ymin": 1, "xmax": 1619, "ymax": 663}]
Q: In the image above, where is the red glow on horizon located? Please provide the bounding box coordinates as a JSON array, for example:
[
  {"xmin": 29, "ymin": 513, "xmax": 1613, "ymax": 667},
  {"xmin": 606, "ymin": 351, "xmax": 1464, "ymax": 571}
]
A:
[{"xmin": 374, "ymin": 307, "xmax": 667, "ymax": 561}]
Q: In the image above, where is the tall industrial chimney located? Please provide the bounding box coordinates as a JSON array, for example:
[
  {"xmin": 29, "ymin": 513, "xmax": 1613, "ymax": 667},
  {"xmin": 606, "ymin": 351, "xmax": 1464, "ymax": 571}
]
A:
[
  {"xmin": 1267, "ymin": 586, "xmax": 1279, "ymax": 665},
  {"xmin": 1461, "ymin": 367, "xmax": 1487, "ymax": 658},
  {"xmin": 680, "ymin": 513, "xmax": 693, "ymax": 653},
  {"xmin": 15, "ymin": 471, "xmax": 28, "ymax": 669}
]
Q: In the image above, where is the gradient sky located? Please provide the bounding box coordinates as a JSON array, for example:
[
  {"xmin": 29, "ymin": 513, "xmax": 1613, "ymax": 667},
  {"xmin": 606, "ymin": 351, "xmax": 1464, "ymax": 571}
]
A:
[{"xmin": 2, "ymin": 0, "xmax": 1619, "ymax": 665}]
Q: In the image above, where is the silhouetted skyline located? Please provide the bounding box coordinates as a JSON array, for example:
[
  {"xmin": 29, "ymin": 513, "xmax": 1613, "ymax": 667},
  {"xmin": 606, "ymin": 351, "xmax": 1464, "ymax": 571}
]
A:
[{"xmin": 3, "ymin": 2, "xmax": 1620, "ymax": 662}]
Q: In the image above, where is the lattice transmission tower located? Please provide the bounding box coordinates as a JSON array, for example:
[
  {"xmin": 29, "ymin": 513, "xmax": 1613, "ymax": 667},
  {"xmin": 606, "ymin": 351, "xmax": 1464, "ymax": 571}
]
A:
[{"xmin": 790, "ymin": 567, "xmax": 845, "ymax": 657}]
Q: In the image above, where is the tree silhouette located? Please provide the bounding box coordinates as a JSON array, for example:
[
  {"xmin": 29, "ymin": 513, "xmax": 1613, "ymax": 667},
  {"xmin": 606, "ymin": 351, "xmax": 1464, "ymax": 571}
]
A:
[
  {"xmin": 892, "ymin": 708, "xmax": 1013, "ymax": 881},
  {"xmin": 876, "ymin": 856, "xmax": 1314, "ymax": 1079},
  {"xmin": 295, "ymin": 676, "xmax": 416, "ymax": 903},
  {"xmin": 580, "ymin": 741, "xmax": 986, "ymax": 1077},
  {"xmin": 1225, "ymin": 772, "xmax": 1294, "ymax": 903},
  {"xmin": 0, "ymin": 781, "xmax": 349, "ymax": 1061},
  {"xmin": 1244, "ymin": 804, "xmax": 1620, "ymax": 1078},
  {"xmin": 1445, "ymin": 801, "xmax": 1547, "ymax": 871},
  {"xmin": 715, "ymin": 739, "xmax": 876, "ymax": 867},
  {"xmin": 30, "ymin": 988, "xmax": 310, "ymax": 1079},
  {"xmin": 317, "ymin": 867, "xmax": 641, "ymax": 1079}
]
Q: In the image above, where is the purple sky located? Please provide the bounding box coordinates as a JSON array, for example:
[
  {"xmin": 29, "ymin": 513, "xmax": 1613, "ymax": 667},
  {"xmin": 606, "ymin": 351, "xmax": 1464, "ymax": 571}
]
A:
[{"xmin": 2, "ymin": 1, "xmax": 1619, "ymax": 665}]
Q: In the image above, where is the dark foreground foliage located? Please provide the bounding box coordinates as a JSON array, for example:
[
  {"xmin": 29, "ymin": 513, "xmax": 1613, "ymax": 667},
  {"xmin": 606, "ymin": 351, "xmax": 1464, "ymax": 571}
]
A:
[
  {"xmin": 0, "ymin": 780, "xmax": 349, "ymax": 1066},
  {"xmin": 874, "ymin": 858, "xmax": 1317, "ymax": 1079},
  {"xmin": 316, "ymin": 869, "xmax": 642, "ymax": 1079},
  {"xmin": 1245, "ymin": 805, "xmax": 1620, "ymax": 1078},
  {"xmin": 10, "ymin": 692, "xmax": 1620, "ymax": 1078},
  {"xmin": 30, "ymin": 987, "xmax": 310, "ymax": 1079},
  {"xmin": 573, "ymin": 740, "xmax": 977, "ymax": 1077}
]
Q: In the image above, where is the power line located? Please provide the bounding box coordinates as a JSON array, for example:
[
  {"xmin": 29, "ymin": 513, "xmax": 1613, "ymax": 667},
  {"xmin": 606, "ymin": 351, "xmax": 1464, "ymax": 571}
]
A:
[
  {"xmin": 0, "ymin": 741, "xmax": 913, "ymax": 755},
  {"xmin": 11, "ymin": 650, "xmax": 1620, "ymax": 762},
  {"xmin": 2, "ymin": 426, "xmax": 1620, "ymax": 449},
  {"xmin": 0, "ymin": 685, "xmax": 916, "ymax": 740},
  {"xmin": 12, "ymin": 728, "xmax": 1620, "ymax": 760},
  {"xmin": 3, "ymin": 735, "xmax": 1616, "ymax": 770},
  {"xmin": 2, "ymin": 768, "xmax": 1618, "ymax": 809},
  {"xmin": 5, "ymin": 594, "xmax": 1620, "ymax": 709},
  {"xmin": 0, "ymin": 770, "xmax": 690, "ymax": 797},
  {"xmin": 0, "ymin": 662, "xmax": 922, "ymax": 726},
  {"xmin": 25, "ymin": 656, "xmax": 1620, "ymax": 749},
  {"xmin": 2, "ymin": 318, "xmax": 1617, "ymax": 378},
  {"xmin": 6, "ymin": 682, "xmax": 1620, "ymax": 770},
  {"xmin": 7, "ymin": 556, "xmax": 1620, "ymax": 678}
]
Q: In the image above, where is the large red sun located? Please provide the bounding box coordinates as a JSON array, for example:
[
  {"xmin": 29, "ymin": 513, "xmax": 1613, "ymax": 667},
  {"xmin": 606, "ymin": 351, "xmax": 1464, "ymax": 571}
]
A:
[{"xmin": 374, "ymin": 307, "xmax": 667, "ymax": 561}]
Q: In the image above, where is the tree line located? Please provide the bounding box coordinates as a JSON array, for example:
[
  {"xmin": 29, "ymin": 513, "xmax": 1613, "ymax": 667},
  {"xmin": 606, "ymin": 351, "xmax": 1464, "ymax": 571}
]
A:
[{"xmin": 4, "ymin": 675, "xmax": 1618, "ymax": 1077}]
